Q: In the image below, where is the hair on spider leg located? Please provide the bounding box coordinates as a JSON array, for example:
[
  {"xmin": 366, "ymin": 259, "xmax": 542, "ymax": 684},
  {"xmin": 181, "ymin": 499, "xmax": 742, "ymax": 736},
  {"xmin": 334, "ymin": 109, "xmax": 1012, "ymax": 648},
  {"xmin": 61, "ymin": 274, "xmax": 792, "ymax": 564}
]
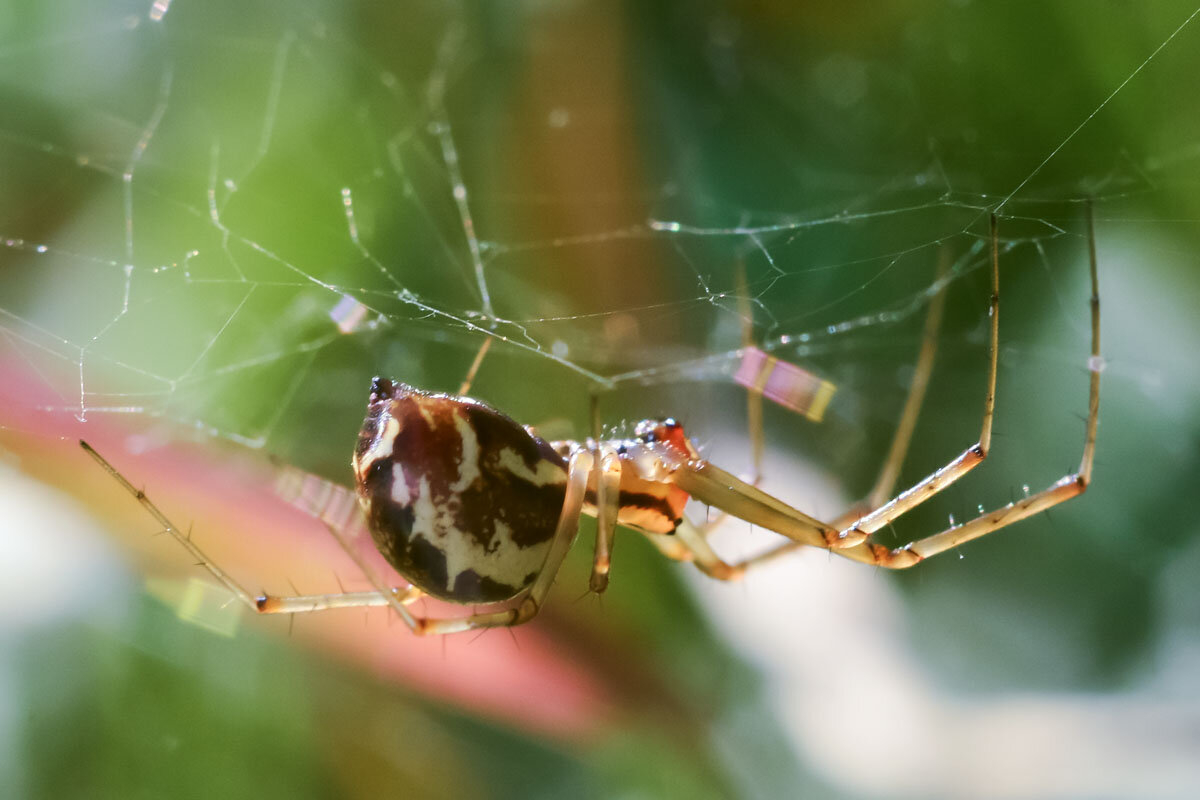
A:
[
  {"xmin": 1069, "ymin": 410, "xmax": 1092, "ymax": 426},
  {"xmin": 1039, "ymin": 505, "xmax": 1060, "ymax": 532},
  {"xmin": 467, "ymin": 623, "xmax": 497, "ymax": 647},
  {"xmin": 465, "ymin": 628, "xmax": 491, "ymax": 646}
]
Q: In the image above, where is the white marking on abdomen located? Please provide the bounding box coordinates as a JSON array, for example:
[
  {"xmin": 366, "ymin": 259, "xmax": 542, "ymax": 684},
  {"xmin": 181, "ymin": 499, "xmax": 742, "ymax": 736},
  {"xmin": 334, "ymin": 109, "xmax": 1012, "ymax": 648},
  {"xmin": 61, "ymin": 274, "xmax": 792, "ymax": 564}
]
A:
[
  {"xmin": 390, "ymin": 463, "xmax": 411, "ymax": 505},
  {"xmin": 356, "ymin": 415, "xmax": 399, "ymax": 479},
  {"xmin": 409, "ymin": 476, "xmax": 548, "ymax": 593},
  {"xmin": 496, "ymin": 447, "xmax": 566, "ymax": 486},
  {"xmin": 448, "ymin": 411, "xmax": 481, "ymax": 492},
  {"xmin": 416, "ymin": 400, "xmax": 438, "ymax": 428}
]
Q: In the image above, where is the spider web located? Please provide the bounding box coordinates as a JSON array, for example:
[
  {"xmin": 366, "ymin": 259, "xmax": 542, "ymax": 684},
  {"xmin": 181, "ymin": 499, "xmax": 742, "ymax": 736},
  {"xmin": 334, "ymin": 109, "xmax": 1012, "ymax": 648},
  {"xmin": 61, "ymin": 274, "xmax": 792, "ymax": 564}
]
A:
[{"xmin": 1, "ymin": 0, "xmax": 1199, "ymax": 493}]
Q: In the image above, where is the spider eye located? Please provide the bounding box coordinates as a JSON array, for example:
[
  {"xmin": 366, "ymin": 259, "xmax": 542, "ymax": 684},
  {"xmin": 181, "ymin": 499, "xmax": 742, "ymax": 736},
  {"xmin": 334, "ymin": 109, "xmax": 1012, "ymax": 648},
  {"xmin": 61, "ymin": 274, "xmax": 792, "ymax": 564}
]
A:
[
  {"xmin": 633, "ymin": 419, "xmax": 658, "ymax": 441},
  {"xmin": 370, "ymin": 376, "xmax": 395, "ymax": 401},
  {"xmin": 634, "ymin": 418, "xmax": 686, "ymax": 446}
]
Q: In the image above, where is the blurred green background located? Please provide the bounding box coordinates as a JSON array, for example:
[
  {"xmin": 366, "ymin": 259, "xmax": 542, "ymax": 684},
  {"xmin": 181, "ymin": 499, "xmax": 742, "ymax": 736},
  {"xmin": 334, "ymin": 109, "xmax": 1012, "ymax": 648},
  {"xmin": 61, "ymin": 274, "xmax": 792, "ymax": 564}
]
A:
[{"xmin": 2, "ymin": 1, "xmax": 1199, "ymax": 798}]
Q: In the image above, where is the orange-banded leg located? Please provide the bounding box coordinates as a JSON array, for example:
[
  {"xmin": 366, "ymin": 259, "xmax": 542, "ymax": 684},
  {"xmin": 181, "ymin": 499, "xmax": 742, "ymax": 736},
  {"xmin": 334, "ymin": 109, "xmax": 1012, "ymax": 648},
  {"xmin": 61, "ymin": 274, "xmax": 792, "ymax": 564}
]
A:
[
  {"xmin": 83, "ymin": 440, "xmax": 595, "ymax": 636},
  {"xmin": 689, "ymin": 242, "xmax": 951, "ymax": 549},
  {"xmin": 731, "ymin": 206, "xmax": 1100, "ymax": 572},
  {"xmin": 835, "ymin": 217, "xmax": 999, "ymax": 547},
  {"xmin": 820, "ymin": 205, "xmax": 1101, "ymax": 569},
  {"xmin": 677, "ymin": 216, "xmax": 995, "ymax": 571}
]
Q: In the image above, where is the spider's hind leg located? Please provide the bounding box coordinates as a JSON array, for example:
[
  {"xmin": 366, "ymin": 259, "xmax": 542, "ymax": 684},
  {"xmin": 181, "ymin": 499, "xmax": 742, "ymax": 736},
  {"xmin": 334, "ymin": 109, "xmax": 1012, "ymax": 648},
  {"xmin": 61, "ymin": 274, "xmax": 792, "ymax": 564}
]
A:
[
  {"xmin": 80, "ymin": 440, "xmax": 423, "ymax": 621},
  {"xmin": 672, "ymin": 517, "xmax": 745, "ymax": 581}
]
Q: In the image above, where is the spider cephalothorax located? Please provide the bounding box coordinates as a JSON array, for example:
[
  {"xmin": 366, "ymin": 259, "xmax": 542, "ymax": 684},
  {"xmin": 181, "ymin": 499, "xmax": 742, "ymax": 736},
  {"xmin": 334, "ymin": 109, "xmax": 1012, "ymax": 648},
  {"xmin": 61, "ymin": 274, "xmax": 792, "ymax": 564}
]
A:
[{"xmin": 632, "ymin": 418, "xmax": 697, "ymax": 460}]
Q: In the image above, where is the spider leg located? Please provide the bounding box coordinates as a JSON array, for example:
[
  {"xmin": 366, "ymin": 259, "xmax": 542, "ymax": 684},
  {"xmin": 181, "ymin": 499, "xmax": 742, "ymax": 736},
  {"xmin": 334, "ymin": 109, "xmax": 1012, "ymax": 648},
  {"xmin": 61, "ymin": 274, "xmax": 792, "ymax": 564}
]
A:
[
  {"xmin": 737, "ymin": 205, "xmax": 1101, "ymax": 571},
  {"xmin": 687, "ymin": 254, "xmax": 812, "ymax": 539},
  {"xmin": 457, "ymin": 337, "xmax": 493, "ymax": 396},
  {"xmin": 735, "ymin": 256, "xmax": 766, "ymax": 486},
  {"xmin": 832, "ymin": 216, "xmax": 1000, "ymax": 545},
  {"xmin": 413, "ymin": 447, "xmax": 592, "ymax": 635},
  {"xmin": 253, "ymin": 586, "xmax": 423, "ymax": 613},
  {"xmin": 85, "ymin": 438, "xmax": 596, "ymax": 635},
  {"xmin": 670, "ymin": 517, "xmax": 744, "ymax": 581},
  {"xmin": 828, "ymin": 204, "xmax": 1101, "ymax": 568},
  {"xmin": 833, "ymin": 244, "xmax": 951, "ymax": 528},
  {"xmin": 589, "ymin": 442, "xmax": 622, "ymax": 593},
  {"xmin": 273, "ymin": 462, "xmax": 369, "ymax": 540},
  {"xmin": 686, "ymin": 470, "xmax": 764, "ymax": 540},
  {"xmin": 669, "ymin": 459, "xmax": 840, "ymax": 549},
  {"xmin": 831, "ymin": 473, "xmax": 1090, "ymax": 568},
  {"xmin": 80, "ymin": 440, "xmax": 421, "ymax": 618},
  {"xmin": 304, "ymin": 519, "xmax": 426, "ymax": 630},
  {"xmin": 631, "ymin": 518, "xmax": 744, "ymax": 580},
  {"xmin": 640, "ymin": 530, "xmax": 694, "ymax": 562},
  {"xmin": 692, "ymin": 218, "xmax": 994, "ymax": 571},
  {"xmin": 82, "ymin": 440, "xmax": 260, "ymax": 612}
]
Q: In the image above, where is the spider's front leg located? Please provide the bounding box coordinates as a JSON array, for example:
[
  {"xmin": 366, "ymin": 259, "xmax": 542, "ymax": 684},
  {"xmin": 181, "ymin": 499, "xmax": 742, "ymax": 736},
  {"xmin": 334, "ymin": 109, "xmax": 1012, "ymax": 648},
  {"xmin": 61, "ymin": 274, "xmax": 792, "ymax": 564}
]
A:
[
  {"xmin": 707, "ymin": 208, "xmax": 1100, "ymax": 573},
  {"xmin": 824, "ymin": 207, "xmax": 1101, "ymax": 569}
]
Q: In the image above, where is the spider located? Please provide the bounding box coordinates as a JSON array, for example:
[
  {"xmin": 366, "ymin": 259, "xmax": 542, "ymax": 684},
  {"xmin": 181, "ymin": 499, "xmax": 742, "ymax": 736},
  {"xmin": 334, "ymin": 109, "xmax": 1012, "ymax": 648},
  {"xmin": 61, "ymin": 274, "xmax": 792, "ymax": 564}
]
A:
[{"xmin": 81, "ymin": 213, "xmax": 1102, "ymax": 636}]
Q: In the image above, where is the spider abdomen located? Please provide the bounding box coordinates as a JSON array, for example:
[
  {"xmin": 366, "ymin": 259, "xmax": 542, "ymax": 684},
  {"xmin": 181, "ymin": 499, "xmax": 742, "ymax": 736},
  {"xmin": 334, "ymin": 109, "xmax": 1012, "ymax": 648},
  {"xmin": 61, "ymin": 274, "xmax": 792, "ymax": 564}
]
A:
[{"xmin": 353, "ymin": 378, "xmax": 568, "ymax": 604}]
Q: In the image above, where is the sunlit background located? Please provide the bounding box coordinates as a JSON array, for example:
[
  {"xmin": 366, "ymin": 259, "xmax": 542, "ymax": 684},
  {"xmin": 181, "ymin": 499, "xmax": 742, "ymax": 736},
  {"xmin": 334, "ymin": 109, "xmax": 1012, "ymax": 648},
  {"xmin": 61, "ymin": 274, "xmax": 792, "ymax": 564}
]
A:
[{"xmin": 2, "ymin": 1, "xmax": 1200, "ymax": 798}]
